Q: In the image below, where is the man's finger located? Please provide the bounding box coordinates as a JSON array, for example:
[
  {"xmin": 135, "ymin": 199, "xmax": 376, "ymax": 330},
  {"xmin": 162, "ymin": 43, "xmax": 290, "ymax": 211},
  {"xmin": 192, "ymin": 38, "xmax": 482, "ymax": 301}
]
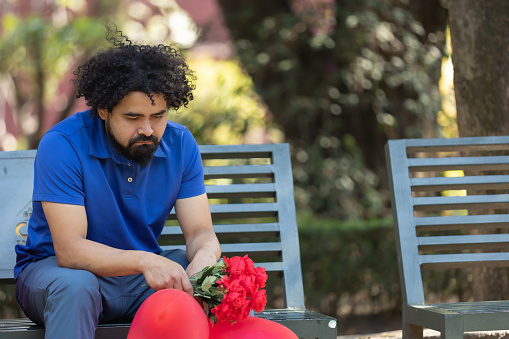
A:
[{"xmin": 182, "ymin": 278, "xmax": 194, "ymax": 296}]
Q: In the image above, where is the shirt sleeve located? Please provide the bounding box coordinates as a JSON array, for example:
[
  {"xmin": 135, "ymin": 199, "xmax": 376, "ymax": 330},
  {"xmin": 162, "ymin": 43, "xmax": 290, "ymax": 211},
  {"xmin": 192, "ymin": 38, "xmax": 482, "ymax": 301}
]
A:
[
  {"xmin": 32, "ymin": 131, "xmax": 85, "ymax": 205},
  {"xmin": 176, "ymin": 128, "xmax": 206, "ymax": 199}
]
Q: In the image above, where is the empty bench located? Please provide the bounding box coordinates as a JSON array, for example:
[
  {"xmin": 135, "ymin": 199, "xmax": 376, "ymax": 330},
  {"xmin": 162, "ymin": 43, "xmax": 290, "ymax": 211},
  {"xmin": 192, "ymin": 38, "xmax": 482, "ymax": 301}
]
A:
[
  {"xmin": 386, "ymin": 136, "xmax": 509, "ymax": 339},
  {"xmin": 0, "ymin": 143, "xmax": 337, "ymax": 339}
]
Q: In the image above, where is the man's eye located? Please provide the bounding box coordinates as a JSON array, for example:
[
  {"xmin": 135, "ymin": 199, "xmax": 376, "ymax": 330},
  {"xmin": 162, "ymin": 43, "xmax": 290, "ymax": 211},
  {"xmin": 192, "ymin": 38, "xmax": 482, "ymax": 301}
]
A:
[{"xmin": 153, "ymin": 115, "xmax": 165, "ymax": 119}]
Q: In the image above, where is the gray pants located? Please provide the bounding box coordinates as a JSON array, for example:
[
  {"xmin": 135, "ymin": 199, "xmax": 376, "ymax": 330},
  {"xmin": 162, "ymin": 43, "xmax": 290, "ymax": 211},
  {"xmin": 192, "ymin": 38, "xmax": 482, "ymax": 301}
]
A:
[{"xmin": 15, "ymin": 249, "xmax": 190, "ymax": 339}]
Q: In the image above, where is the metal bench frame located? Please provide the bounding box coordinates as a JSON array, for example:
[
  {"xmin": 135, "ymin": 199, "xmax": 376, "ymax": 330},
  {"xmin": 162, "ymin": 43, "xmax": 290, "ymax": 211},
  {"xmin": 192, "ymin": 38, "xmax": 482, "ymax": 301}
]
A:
[
  {"xmin": 0, "ymin": 143, "xmax": 337, "ymax": 339},
  {"xmin": 386, "ymin": 136, "xmax": 509, "ymax": 339}
]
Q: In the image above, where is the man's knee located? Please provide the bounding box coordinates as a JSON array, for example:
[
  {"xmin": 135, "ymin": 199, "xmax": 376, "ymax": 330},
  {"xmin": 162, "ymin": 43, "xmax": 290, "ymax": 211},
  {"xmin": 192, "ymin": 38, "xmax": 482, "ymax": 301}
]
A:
[
  {"xmin": 49, "ymin": 269, "xmax": 101, "ymax": 304},
  {"xmin": 43, "ymin": 270, "xmax": 102, "ymax": 338}
]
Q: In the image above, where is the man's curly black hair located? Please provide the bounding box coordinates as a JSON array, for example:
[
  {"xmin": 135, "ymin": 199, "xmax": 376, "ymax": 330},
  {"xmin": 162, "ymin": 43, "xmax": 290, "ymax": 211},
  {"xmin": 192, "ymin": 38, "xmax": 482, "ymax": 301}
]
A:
[{"xmin": 73, "ymin": 23, "xmax": 196, "ymax": 113}]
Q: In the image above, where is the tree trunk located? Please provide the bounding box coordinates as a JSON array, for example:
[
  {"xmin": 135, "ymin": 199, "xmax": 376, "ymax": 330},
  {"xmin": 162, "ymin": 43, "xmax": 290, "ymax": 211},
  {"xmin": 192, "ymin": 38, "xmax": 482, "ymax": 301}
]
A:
[
  {"xmin": 449, "ymin": 0, "xmax": 509, "ymax": 301},
  {"xmin": 449, "ymin": 0, "xmax": 509, "ymax": 137}
]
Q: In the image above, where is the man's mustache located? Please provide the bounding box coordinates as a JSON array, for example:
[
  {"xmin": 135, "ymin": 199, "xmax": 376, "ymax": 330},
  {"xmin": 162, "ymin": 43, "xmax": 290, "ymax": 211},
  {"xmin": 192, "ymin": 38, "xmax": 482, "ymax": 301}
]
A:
[{"xmin": 128, "ymin": 134, "xmax": 158, "ymax": 146}]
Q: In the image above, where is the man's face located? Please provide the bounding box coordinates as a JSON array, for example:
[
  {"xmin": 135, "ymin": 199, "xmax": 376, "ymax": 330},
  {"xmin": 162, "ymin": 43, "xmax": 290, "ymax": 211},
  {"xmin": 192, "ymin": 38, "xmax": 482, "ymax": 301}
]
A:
[{"xmin": 98, "ymin": 91, "xmax": 168, "ymax": 166}]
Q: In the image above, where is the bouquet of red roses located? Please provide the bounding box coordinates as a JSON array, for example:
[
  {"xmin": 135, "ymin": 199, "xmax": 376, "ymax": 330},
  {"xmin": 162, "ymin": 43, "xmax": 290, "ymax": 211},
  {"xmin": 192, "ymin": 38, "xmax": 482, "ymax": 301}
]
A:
[{"xmin": 191, "ymin": 255, "xmax": 268, "ymax": 325}]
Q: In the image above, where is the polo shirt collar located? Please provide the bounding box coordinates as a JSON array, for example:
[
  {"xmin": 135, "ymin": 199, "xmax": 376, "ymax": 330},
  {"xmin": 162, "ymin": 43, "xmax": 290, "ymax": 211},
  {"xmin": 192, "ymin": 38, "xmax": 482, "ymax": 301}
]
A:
[{"xmin": 88, "ymin": 112, "xmax": 167, "ymax": 164}]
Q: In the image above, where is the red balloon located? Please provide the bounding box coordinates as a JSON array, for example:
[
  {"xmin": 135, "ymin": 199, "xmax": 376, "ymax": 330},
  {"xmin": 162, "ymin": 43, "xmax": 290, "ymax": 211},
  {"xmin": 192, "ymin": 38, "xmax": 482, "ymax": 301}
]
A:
[
  {"xmin": 127, "ymin": 289, "xmax": 209, "ymax": 339},
  {"xmin": 208, "ymin": 316, "xmax": 299, "ymax": 339}
]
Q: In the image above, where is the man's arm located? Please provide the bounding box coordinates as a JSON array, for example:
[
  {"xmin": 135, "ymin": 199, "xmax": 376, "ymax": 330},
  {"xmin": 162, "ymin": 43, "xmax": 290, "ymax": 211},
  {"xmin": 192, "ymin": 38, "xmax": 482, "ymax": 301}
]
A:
[
  {"xmin": 42, "ymin": 201, "xmax": 193, "ymax": 294},
  {"xmin": 174, "ymin": 193, "xmax": 221, "ymax": 277}
]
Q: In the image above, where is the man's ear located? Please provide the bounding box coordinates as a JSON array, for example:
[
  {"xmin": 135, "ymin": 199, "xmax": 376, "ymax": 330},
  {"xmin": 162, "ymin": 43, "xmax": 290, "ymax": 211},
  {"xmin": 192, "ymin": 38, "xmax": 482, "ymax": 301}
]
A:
[{"xmin": 97, "ymin": 108, "xmax": 108, "ymax": 121}]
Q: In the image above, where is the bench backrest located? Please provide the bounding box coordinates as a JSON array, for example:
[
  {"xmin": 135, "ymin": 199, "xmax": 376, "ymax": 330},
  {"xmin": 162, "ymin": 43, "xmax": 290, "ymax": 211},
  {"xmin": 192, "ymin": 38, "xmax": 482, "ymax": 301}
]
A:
[
  {"xmin": 386, "ymin": 136, "xmax": 509, "ymax": 305},
  {"xmin": 0, "ymin": 143, "xmax": 305, "ymax": 309}
]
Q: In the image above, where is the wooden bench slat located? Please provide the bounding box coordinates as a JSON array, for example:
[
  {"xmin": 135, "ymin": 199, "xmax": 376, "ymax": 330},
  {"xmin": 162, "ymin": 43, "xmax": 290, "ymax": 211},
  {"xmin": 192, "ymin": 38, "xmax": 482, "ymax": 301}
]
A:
[
  {"xmin": 258, "ymin": 262, "xmax": 284, "ymax": 272},
  {"xmin": 0, "ymin": 269, "xmax": 13, "ymax": 282},
  {"xmin": 413, "ymin": 194, "xmax": 509, "ymax": 211},
  {"xmin": 403, "ymin": 135, "xmax": 509, "ymax": 150},
  {"xmin": 418, "ymin": 234, "xmax": 509, "ymax": 251},
  {"xmin": 420, "ymin": 252, "xmax": 509, "ymax": 269},
  {"xmin": 161, "ymin": 223, "xmax": 280, "ymax": 236},
  {"xmin": 415, "ymin": 214, "xmax": 509, "ymax": 231},
  {"xmin": 209, "ymin": 202, "xmax": 278, "ymax": 213},
  {"xmin": 167, "ymin": 202, "xmax": 279, "ymax": 219},
  {"xmin": 204, "ymin": 165, "xmax": 274, "ymax": 179},
  {"xmin": 408, "ymin": 155, "xmax": 509, "ymax": 172},
  {"xmin": 411, "ymin": 175, "xmax": 509, "ymax": 191},
  {"xmin": 206, "ymin": 183, "xmax": 275, "ymax": 192},
  {"xmin": 211, "ymin": 203, "xmax": 280, "ymax": 219},
  {"xmin": 220, "ymin": 242, "xmax": 282, "ymax": 254},
  {"xmin": 199, "ymin": 144, "xmax": 273, "ymax": 159},
  {"xmin": 161, "ymin": 242, "xmax": 282, "ymax": 254}
]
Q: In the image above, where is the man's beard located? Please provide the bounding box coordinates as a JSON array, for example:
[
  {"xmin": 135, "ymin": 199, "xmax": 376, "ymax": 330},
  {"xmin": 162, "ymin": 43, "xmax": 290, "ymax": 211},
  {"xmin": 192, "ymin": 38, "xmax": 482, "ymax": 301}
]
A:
[{"xmin": 105, "ymin": 118, "xmax": 160, "ymax": 167}]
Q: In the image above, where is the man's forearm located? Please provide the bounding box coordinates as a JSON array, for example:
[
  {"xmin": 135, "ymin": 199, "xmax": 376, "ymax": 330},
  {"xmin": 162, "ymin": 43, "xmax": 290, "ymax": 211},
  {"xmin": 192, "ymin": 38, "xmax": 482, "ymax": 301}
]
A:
[
  {"xmin": 55, "ymin": 236, "xmax": 152, "ymax": 277},
  {"xmin": 58, "ymin": 237, "xmax": 194, "ymax": 292},
  {"xmin": 185, "ymin": 228, "xmax": 221, "ymax": 277}
]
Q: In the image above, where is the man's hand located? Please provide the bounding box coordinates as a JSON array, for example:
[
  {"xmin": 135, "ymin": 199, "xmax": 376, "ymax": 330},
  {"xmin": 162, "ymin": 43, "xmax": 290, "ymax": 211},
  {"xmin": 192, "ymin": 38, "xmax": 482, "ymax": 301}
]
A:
[{"xmin": 141, "ymin": 252, "xmax": 194, "ymax": 295}]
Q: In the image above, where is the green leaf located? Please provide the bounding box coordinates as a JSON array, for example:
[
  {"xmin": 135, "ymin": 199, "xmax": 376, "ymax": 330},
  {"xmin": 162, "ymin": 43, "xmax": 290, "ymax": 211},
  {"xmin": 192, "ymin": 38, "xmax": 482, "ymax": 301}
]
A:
[
  {"xmin": 201, "ymin": 275, "xmax": 217, "ymax": 292},
  {"xmin": 194, "ymin": 265, "xmax": 214, "ymax": 285}
]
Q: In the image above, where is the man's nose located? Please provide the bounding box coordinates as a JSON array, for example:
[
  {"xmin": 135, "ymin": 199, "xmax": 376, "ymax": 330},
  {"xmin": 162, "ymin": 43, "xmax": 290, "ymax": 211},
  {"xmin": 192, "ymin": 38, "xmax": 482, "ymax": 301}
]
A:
[{"xmin": 138, "ymin": 120, "xmax": 153, "ymax": 137}]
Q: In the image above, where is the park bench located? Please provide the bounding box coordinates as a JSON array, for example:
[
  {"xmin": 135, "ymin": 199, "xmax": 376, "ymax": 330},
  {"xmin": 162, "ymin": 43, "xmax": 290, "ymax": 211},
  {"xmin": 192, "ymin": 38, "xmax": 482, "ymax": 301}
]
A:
[
  {"xmin": 0, "ymin": 143, "xmax": 337, "ymax": 339},
  {"xmin": 385, "ymin": 136, "xmax": 509, "ymax": 339}
]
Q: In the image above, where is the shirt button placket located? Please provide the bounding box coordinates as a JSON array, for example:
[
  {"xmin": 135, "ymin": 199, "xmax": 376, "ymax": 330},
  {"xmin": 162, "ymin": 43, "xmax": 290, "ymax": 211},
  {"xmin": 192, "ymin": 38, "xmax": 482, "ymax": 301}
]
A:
[{"xmin": 126, "ymin": 162, "xmax": 135, "ymax": 195}]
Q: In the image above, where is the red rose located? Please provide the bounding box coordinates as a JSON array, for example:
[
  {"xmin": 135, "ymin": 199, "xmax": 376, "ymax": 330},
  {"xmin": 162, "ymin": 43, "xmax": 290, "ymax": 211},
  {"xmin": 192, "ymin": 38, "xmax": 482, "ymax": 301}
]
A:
[
  {"xmin": 218, "ymin": 274, "xmax": 230, "ymax": 288},
  {"xmin": 212, "ymin": 282, "xmax": 249, "ymax": 323},
  {"xmin": 243, "ymin": 255, "xmax": 257, "ymax": 276},
  {"xmin": 238, "ymin": 274, "xmax": 257, "ymax": 296},
  {"xmin": 223, "ymin": 256, "xmax": 245, "ymax": 278},
  {"xmin": 251, "ymin": 289, "xmax": 267, "ymax": 313},
  {"xmin": 254, "ymin": 266, "xmax": 268, "ymax": 289}
]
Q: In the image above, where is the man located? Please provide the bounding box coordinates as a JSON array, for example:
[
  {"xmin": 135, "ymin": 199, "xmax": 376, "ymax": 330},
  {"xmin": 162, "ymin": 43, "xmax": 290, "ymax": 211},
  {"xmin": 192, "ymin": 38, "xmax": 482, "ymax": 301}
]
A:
[{"xmin": 14, "ymin": 25, "xmax": 221, "ymax": 338}]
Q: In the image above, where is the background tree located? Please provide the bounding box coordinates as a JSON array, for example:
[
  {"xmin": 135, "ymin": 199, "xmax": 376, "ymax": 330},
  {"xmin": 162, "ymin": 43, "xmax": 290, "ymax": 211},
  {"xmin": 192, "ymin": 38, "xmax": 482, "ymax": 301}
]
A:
[
  {"xmin": 449, "ymin": 0, "xmax": 509, "ymax": 301},
  {"xmin": 218, "ymin": 0, "xmax": 448, "ymax": 219},
  {"xmin": 0, "ymin": 0, "xmax": 117, "ymax": 150},
  {"xmin": 449, "ymin": 0, "xmax": 509, "ymax": 138}
]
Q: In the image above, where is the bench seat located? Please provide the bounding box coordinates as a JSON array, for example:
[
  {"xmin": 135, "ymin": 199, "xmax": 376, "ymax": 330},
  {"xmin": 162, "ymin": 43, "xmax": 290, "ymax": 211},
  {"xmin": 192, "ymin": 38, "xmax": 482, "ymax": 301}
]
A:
[{"xmin": 0, "ymin": 309, "xmax": 337, "ymax": 339}]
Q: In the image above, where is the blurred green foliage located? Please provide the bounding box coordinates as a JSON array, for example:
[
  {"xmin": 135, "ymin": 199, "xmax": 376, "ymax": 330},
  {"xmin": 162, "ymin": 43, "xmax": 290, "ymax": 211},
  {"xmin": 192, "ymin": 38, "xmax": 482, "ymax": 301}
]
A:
[
  {"xmin": 297, "ymin": 215, "xmax": 473, "ymax": 320},
  {"xmin": 174, "ymin": 58, "xmax": 281, "ymax": 145},
  {"xmin": 0, "ymin": 14, "xmax": 107, "ymax": 148},
  {"xmin": 0, "ymin": 15, "xmax": 106, "ymax": 71},
  {"xmin": 219, "ymin": 0, "xmax": 448, "ymax": 219},
  {"xmin": 298, "ymin": 215, "xmax": 400, "ymax": 316}
]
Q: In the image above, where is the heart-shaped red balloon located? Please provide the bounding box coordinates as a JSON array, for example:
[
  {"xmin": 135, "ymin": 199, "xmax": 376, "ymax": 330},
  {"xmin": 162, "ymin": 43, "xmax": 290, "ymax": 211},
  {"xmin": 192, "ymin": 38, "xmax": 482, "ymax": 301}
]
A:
[
  {"xmin": 127, "ymin": 289, "xmax": 209, "ymax": 339},
  {"xmin": 208, "ymin": 316, "xmax": 299, "ymax": 339}
]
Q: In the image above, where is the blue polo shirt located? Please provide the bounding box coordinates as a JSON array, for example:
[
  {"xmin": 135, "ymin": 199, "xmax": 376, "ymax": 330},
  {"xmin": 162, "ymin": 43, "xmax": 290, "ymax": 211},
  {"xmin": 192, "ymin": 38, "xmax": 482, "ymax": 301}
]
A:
[{"xmin": 14, "ymin": 110, "xmax": 205, "ymax": 279}]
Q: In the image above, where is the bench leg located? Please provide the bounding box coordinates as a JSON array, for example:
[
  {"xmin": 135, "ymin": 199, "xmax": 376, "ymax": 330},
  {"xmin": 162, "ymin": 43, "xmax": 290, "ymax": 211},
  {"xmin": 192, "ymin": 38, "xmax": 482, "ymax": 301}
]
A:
[
  {"xmin": 404, "ymin": 322, "xmax": 423, "ymax": 339},
  {"xmin": 316, "ymin": 320, "xmax": 337, "ymax": 339},
  {"xmin": 441, "ymin": 329, "xmax": 463, "ymax": 339},
  {"xmin": 442, "ymin": 316, "xmax": 464, "ymax": 339}
]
